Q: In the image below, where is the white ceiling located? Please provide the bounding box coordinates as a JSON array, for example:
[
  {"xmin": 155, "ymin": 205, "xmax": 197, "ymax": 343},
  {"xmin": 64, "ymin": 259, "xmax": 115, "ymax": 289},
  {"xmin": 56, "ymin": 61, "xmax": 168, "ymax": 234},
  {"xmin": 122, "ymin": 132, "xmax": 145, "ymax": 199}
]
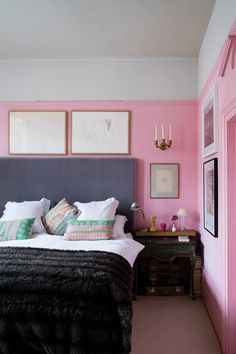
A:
[{"xmin": 0, "ymin": 0, "xmax": 215, "ymax": 60}]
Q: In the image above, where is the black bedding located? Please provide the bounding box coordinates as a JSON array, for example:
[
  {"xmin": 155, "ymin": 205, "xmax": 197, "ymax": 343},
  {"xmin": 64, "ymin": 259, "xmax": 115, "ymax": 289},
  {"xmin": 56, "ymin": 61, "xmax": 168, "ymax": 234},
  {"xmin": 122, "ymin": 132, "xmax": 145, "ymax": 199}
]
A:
[{"xmin": 0, "ymin": 247, "xmax": 134, "ymax": 354}]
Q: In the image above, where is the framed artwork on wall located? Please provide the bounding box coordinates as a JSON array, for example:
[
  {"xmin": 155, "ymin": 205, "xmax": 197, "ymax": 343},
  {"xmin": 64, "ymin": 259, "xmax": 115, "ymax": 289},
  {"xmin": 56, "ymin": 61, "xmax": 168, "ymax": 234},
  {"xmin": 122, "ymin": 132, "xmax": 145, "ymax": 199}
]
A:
[
  {"xmin": 203, "ymin": 158, "xmax": 218, "ymax": 237},
  {"xmin": 150, "ymin": 163, "xmax": 179, "ymax": 198},
  {"xmin": 9, "ymin": 111, "xmax": 67, "ymax": 155},
  {"xmin": 71, "ymin": 110, "xmax": 131, "ymax": 154},
  {"xmin": 202, "ymin": 85, "xmax": 218, "ymax": 158}
]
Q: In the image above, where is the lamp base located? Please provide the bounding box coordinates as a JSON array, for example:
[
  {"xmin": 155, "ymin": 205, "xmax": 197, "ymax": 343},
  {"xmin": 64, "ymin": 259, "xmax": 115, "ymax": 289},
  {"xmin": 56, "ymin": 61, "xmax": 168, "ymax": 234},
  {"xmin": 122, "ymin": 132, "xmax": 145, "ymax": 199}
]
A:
[
  {"xmin": 138, "ymin": 227, "xmax": 149, "ymax": 232},
  {"xmin": 179, "ymin": 217, "xmax": 186, "ymax": 231}
]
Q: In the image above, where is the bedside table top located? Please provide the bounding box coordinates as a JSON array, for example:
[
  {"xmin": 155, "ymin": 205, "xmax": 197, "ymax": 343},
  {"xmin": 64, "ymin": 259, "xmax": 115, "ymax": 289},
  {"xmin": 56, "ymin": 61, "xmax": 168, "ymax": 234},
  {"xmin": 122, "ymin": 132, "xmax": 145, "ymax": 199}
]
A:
[{"xmin": 135, "ymin": 230, "xmax": 197, "ymax": 237}]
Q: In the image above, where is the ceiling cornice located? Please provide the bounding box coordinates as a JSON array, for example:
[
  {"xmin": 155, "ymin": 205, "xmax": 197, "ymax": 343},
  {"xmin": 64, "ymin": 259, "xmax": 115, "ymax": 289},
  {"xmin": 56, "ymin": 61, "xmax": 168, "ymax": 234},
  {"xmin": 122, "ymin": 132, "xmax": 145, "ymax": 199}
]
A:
[{"xmin": 0, "ymin": 57, "xmax": 198, "ymax": 64}]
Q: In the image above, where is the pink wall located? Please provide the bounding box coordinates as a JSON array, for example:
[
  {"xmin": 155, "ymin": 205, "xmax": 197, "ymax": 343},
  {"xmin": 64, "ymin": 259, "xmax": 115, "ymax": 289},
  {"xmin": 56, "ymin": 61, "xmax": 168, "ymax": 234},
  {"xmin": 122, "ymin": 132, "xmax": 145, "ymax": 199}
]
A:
[
  {"xmin": 0, "ymin": 100, "xmax": 198, "ymax": 231},
  {"xmin": 198, "ymin": 20, "xmax": 236, "ymax": 354}
]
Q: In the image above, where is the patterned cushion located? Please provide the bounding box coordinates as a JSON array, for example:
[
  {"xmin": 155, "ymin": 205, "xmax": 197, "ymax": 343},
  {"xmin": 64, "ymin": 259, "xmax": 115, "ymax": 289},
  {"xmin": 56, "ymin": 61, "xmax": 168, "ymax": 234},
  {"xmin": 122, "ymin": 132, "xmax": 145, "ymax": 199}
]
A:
[
  {"xmin": 0, "ymin": 218, "xmax": 35, "ymax": 241},
  {"xmin": 64, "ymin": 220, "xmax": 114, "ymax": 241},
  {"xmin": 43, "ymin": 198, "xmax": 78, "ymax": 235}
]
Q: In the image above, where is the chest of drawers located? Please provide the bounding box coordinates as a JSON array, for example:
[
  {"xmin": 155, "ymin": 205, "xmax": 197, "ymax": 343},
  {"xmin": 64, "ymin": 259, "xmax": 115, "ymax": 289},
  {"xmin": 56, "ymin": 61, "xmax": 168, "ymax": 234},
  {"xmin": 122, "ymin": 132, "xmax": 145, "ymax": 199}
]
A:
[{"xmin": 134, "ymin": 230, "xmax": 197, "ymax": 299}]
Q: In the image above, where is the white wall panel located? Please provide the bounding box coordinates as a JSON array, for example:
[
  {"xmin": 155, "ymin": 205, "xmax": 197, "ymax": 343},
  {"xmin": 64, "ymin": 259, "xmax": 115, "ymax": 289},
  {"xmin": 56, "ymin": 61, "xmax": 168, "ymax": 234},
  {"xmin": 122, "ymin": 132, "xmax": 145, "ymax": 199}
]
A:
[{"xmin": 0, "ymin": 58, "xmax": 197, "ymax": 101}]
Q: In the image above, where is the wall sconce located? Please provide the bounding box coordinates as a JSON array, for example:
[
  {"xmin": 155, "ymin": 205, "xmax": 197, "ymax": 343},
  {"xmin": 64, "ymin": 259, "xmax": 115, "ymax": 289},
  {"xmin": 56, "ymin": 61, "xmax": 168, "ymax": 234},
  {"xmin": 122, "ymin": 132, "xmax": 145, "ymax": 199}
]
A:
[
  {"xmin": 155, "ymin": 123, "xmax": 172, "ymax": 150},
  {"xmin": 130, "ymin": 201, "xmax": 147, "ymax": 231},
  {"xmin": 177, "ymin": 208, "xmax": 188, "ymax": 230}
]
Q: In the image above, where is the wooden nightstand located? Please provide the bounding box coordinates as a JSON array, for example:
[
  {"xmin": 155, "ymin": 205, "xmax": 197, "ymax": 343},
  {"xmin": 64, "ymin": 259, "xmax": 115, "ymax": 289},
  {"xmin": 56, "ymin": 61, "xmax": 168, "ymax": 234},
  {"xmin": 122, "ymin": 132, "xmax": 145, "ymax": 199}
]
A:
[{"xmin": 134, "ymin": 230, "xmax": 198, "ymax": 299}]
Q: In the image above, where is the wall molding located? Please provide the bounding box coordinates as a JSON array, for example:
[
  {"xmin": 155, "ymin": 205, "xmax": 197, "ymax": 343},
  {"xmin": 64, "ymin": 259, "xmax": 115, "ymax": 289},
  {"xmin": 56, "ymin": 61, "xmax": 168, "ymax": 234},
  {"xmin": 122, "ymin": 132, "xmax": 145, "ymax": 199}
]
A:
[
  {"xmin": 0, "ymin": 58, "xmax": 198, "ymax": 101},
  {"xmin": 222, "ymin": 97, "xmax": 236, "ymax": 354},
  {"xmin": 198, "ymin": 20, "xmax": 236, "ymax": 103},
  {"xmin": 0, "ymin": 57, "xmax": 197, "ymax": 64},
  {"xmin": 220, "ymin": 21, "xmax": 236, "ymax": 77},
  {"xmin": 0, "ymin": 100, "xmax": 197, "ymax": 106},
  {"xmin": 222, "ymin": 96, "xmax": 236, "ymax": 115}
]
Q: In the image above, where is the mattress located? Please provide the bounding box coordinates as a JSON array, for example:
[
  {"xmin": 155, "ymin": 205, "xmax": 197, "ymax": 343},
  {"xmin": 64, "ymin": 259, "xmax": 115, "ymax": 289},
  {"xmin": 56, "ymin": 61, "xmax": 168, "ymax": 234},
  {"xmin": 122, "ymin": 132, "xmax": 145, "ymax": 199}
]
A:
[{"xmin": 0, "ymin": 233, "xmax": 144, "ymax": 267}]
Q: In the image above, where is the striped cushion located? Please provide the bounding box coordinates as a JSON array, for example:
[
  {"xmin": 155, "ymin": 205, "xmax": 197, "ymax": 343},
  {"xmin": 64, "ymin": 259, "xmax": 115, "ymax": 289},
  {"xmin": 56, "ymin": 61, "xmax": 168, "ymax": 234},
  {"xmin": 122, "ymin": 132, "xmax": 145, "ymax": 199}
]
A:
[
  {"xmin": 0, "ymin": 218, "xmax": 35, "ymax": 241},
  {"xmin": 64, "ymin": 220, "xmax": 114, "ymax": 240},
  {"xmin": 43, "ymin": 198, "xmax": 78, "ymax": 235}
]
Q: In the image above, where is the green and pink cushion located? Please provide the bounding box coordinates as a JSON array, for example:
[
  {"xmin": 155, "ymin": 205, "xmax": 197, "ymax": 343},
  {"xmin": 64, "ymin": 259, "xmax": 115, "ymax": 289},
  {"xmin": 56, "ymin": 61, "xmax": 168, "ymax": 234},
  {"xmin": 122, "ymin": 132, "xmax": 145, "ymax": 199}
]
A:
[
  {"xmin": 0, "ymin": 218, "xmax": 35, "ymax": 241},
  {"xmin": 64, "ymin": 220, "xmax": 114, "ymax": 241}
]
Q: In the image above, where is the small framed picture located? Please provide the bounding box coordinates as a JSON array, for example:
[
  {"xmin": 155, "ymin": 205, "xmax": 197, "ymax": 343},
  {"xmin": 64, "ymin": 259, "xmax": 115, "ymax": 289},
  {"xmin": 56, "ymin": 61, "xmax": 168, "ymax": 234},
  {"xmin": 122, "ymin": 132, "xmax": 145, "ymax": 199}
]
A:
[
  {"xmin": 71, "ymin": 110, "xmax": 131, "ymax": 154},
  {"xmin": 203, "ymin": 158, "xmax": 218, "ymax": 237},
  {"xmin": 150, "ymin": 163, "xmax": 179, "ymax": 198},
  {"xmin": 202, "ymin": 85, "xmax": 218, "ymax": 158}
]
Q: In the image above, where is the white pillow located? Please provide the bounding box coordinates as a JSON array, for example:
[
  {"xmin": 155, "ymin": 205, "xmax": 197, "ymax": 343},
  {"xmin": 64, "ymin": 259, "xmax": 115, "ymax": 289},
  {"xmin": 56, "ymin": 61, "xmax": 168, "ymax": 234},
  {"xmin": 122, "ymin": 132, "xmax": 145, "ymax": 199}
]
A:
[
  {"xmin": 112, "ymin": 214, "xmax": 127, "ymax": 239},
  {"xmin": 74, "ymin": 197, "xmax": 119, "ymax": 221},
  {"xmin": 1, "ymin": 198, "xmax": 50, "ymax": 234}
]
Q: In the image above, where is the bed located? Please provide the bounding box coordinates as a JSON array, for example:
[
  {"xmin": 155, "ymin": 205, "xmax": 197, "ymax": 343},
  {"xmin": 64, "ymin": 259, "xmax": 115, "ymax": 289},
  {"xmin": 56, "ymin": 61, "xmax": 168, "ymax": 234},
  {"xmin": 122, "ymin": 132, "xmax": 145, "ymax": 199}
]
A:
[{"xmin": 0, "ymin": 157, "xmax": 142, "ymax": 354}]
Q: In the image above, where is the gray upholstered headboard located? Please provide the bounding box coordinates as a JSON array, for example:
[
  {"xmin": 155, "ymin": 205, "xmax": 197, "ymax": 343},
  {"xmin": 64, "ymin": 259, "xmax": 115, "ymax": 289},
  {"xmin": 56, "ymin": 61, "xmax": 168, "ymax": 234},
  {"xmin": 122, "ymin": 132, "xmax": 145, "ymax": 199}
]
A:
[{"xmin": 0, "ymin": 157, "xmax": 135, "ymax": 232}]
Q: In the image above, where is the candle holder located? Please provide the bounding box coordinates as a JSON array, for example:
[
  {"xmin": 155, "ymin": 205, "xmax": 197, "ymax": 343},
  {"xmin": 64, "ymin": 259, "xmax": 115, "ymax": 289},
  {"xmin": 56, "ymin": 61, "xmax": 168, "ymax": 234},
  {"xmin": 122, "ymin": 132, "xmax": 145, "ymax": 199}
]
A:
[{"xmin": 155, "ymin": 138, "xmax": 172, "ymax": 150}]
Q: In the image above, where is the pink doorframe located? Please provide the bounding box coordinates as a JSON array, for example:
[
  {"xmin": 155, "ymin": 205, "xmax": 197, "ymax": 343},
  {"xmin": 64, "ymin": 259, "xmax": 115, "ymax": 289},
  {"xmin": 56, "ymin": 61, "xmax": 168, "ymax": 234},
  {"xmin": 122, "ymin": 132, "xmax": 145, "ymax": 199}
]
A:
[{"xmin": 222, "ymin": 98, "xmax": 236, "ymax": 354}]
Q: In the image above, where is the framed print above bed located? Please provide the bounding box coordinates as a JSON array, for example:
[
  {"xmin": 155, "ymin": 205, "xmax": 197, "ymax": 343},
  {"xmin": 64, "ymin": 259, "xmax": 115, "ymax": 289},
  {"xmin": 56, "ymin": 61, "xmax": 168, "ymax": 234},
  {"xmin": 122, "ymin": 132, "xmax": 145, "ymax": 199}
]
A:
[
  {"xmin": 71, "ymin": 110, "xmax": 131, "ymax": 154},
  {"xmin": 203, "ymin": 158, "xmax": 218, "ymax": 237},
  {"xmin": 150, "ymin": 163, "xmax": 179, "ymax": 198},
  {"xmin": 9, "ymin": 111, "xmax": 67, "ymax": 155},
  {"xmin": 202, "ymin": 85, "xmax": 218, "ymax": 158}
]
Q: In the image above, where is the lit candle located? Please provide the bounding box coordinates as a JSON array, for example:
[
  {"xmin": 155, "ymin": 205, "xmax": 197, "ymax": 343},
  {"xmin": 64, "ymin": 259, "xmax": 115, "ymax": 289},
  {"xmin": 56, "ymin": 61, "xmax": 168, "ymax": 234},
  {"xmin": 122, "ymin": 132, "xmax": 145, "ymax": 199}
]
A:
[
  {"xmin": 169, "ymin": 124, "xmax": 172, "ymax": 141},
  {"xmin": 155, "ymin": 124, "xmax": 157, "ymax": 141},
  {"xmin": 161, "ymin": 124, "xmax": 164, "ymax": 140}
]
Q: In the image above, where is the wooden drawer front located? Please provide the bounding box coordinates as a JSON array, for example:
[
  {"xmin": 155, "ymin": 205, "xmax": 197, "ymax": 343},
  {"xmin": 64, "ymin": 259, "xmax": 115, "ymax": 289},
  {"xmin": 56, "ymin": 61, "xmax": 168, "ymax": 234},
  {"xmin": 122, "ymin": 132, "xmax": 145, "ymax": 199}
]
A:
[
  {"xmin": 149, "ymin": 262, "xmax": 180, "ymax": 272},
  {"xmin": 157, "ymin": 273, "xmax": 179, "ymax": 286},
  {"xmin": 140, "ymin": 242, "xmax": 195, "ymax": 258},
  {"xmin": 146, "ymin": 286, "xmax": 185, "ymax": 296},
  {"xmin": 140, "ymin": 244, "xmax": 178, "ymax": 262},
  {"xmin": 177, "ymin": 244, "xmax": 195, "ymax": 257},
  {"xmin": 141, "ymin": 244, "xmax": 177, "ymax": 254}
]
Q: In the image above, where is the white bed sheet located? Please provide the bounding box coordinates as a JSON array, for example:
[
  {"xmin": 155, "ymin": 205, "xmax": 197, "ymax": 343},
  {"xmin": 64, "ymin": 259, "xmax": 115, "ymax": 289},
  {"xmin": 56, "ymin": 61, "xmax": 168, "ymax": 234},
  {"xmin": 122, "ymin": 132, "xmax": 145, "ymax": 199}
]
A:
[{"xmin": 0, "ymin": 233, "xmax": 144, "ymax": 267}]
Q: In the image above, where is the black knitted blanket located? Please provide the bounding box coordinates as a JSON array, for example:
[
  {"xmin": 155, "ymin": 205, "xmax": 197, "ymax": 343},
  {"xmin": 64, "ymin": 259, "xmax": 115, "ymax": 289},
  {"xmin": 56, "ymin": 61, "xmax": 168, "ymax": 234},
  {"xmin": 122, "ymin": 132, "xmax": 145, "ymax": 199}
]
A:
[{"xmin": 0, "ymin": 247, "xmax": 134, "ymax": 354}]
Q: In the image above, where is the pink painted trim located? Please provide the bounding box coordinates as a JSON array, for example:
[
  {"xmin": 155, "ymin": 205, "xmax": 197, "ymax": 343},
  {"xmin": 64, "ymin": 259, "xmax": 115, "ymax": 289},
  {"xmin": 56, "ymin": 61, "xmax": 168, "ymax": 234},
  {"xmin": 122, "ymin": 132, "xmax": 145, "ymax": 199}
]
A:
[
  {"xmin": 199, "ymin": 19, "xmax": 236, "ymax": 102},
  {"xmin": 220, "ymin": 39, "xmax": 233, "ymax": 77},
  {"xmin": 199, "ymin": 18, "xmax": 236, "ymax": 354},
  {"xmin": 220, "ymin": 20, "xmax": 236, "ymax": 77},
  {"xmin": 198, "ymin": 46, "xmax": 227, "ymax": 103},
  {"xmin": 222, "ymin": 97, "xmax": 236, "ymax": 116},
  {"xmin": 229, "ymin": 20, "xmax": 236, "ymax": 35},
  {"xmin": 220, "ymin": 38, "xmax": 236, "ymax": 77},
  {"xmin": 222, "ymin": 103, "xmax": 236, "ymax": 354}
]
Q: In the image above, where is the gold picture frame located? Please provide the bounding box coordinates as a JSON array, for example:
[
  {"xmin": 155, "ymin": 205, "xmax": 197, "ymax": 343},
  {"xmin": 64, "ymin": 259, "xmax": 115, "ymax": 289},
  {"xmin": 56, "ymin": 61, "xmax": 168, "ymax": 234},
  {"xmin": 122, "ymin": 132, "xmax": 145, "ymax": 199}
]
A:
[
  {"xmin": 9, "ymin": 111, "xmax": 67, "ymax": 155},
  {"xmin": 71, "ymin": 110, "xmax": 131, "ymax": 154},
  {"xmin": 150, "ymin": 163, "xmax": 179, "ymax": 199}
]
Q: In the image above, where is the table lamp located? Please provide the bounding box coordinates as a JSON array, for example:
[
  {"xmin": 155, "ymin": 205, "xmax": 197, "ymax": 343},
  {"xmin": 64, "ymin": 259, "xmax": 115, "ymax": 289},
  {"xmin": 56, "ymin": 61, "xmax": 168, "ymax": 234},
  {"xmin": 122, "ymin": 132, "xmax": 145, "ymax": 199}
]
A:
[
  {"xmin": 177, "ymin": 208, "xmax": 188, "ymax": 230},
  {"xmin": 130, "ymin": 202, "xmax": 147, "ymax": 231}
]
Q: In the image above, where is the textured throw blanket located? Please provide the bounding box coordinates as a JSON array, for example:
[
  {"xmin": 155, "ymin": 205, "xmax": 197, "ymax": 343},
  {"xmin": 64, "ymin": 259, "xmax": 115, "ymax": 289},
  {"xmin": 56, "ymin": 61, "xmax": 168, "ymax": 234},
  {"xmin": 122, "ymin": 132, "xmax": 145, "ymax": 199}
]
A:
[{"xmin": 0, "ymin": 247, "xmax": 133, "ymax": 354}]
